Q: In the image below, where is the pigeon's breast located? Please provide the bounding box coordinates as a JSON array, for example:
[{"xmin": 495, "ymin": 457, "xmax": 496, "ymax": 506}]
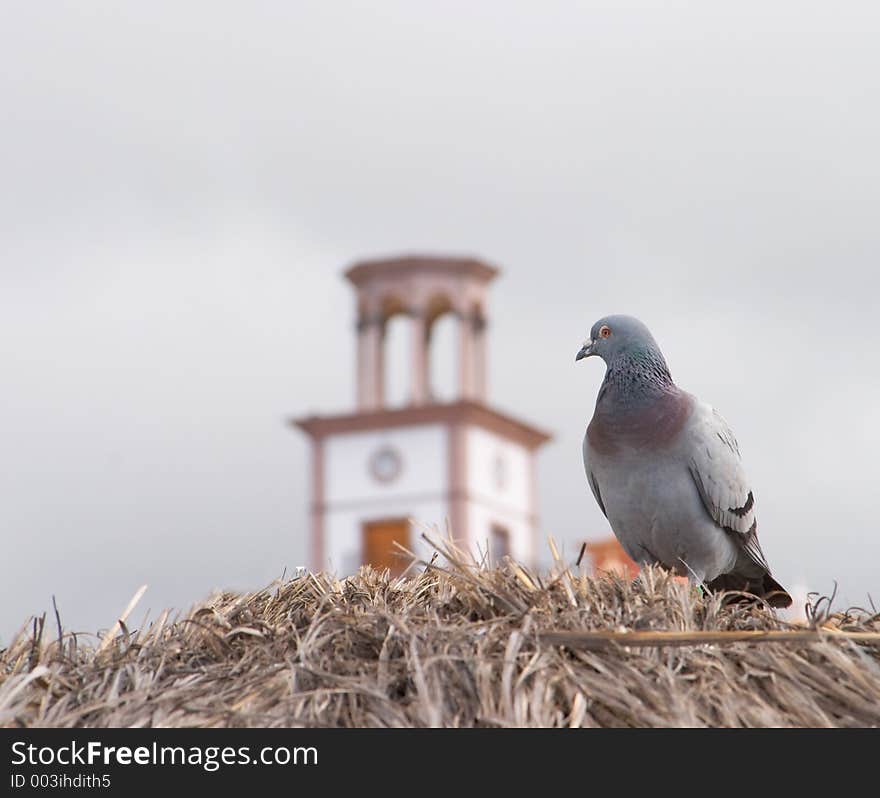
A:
[{"xmin": 586, "ymin": 389, "xmax": 694, "ymax": 457}]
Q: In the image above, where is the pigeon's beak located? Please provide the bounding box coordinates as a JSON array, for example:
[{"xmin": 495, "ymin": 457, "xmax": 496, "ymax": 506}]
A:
[{"xmin": 576, "ymin": 340, "xmax": 594, "ymax": 362}]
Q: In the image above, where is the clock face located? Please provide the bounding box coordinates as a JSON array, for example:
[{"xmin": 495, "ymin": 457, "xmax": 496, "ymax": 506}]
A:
[{"xmin": 369, "ymin": 446, "xmax": 403, "ymax": 484}]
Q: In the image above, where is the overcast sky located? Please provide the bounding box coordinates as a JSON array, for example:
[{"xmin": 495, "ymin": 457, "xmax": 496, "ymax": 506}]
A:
[{"xmin": 2, "ymin": 2, "xmax": 879, "ymax": 641}]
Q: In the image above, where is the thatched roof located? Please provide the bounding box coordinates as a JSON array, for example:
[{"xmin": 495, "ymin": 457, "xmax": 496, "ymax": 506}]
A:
[{"xmin": 2, "ymin": 538, "xmax": 879, "ymax": 728}]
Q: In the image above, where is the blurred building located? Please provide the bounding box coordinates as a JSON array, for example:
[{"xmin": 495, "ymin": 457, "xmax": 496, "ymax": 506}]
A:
[
  {"xmin": 584, "ymin": 537, "xmax": 641, "ymax": 579},
  {"xmin": 293, "ymin": 256, "xmax": 551, "ymax": 575}
]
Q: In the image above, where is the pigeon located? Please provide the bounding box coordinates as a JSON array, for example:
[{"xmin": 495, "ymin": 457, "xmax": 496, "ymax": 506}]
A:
[{"xmin": 577, "ymin": 315, "xmax": 791, "ymax": 608}]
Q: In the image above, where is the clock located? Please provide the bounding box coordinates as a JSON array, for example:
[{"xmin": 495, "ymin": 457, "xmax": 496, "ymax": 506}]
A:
[{"xmin": 369, "ymin": 446, "xmax": 403, "ymax": 484}]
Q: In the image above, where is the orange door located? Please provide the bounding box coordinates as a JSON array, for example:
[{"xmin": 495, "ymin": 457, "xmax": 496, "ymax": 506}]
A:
[{"xmin": 362, "ymin": 519, "xmax": 410, "ymax": 576}]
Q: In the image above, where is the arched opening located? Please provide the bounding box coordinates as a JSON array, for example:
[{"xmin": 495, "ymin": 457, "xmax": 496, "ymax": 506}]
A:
[
  {"xmin": 381, "ymin": 295, "xmax": 410, "ymax": 408},
  {"xmin": 426, "ymin": 294, "xmax": 457, "ymax": 403}
]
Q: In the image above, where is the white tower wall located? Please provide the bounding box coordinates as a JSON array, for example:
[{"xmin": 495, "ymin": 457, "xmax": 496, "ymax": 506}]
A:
[
  {"xmin": 464, "ymin": 426, "xmax": 535, "ymax": 563},
  {"xmin": 324, "ymin": 425, "xmax": 447, "ymax": 505},
  {"xmin": 323, "ymin": 424, "xmax": 451, "ymax": 575}
]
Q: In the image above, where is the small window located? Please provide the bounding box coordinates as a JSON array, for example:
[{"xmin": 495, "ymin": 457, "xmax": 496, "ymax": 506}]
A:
[{"xmin": 490, "ymin": 524, "xmax": 510, "ymax": 563}]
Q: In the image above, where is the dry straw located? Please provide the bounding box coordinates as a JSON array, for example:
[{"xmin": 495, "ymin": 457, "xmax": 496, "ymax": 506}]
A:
[{"xmin": 1, "ymin": 533, "xmax": 878, "ymax": 728}]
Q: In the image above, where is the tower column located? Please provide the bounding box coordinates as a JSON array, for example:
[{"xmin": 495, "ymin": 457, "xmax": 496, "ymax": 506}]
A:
[
  {"xmin": 410, "ymin": 309, "xmax": 429, "ymax": 405},
  {"xmin": 473, "ymin": 313, "xmax": 487, "ymax": 401},
  {"xmin": 458, "ymin": 311, "xmax": 476, "ymax": 400},
  {"xmin": 357, "ymin": 316, "xmax": 384, "ymax": 411},
  {"xmin": 448, "ymin": 422, "xmax": 469, "ymax": 544}
]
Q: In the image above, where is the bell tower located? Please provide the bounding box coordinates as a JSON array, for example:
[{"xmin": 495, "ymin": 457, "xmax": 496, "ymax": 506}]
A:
[
  {"xmin": 349, "ymin": 256, "xmax": 493, "ymax": 409},
  {"xmin": 293, "ymin": 255, "xmax": 550, "ymax": 575}
]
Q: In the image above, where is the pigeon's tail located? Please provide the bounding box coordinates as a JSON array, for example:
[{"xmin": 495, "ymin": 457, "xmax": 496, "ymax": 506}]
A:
[
  {"xmin": 758, "ymin": 573, "xmax": 793, "ymax": 609},
  {"xmin": 706, "ymin": 571, "xmax": 793, "ymax": 609}
]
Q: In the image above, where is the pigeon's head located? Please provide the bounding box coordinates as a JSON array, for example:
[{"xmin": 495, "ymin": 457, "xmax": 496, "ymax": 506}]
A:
[{"xmin": 576, "ymin": 315, "xmax": 662, "ymax": 365}]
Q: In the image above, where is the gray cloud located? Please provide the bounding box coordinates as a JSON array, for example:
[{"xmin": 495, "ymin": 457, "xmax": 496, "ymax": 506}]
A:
[{"xmin": 2, "ymin": 2, "xmax": 879, "ymax": 638}]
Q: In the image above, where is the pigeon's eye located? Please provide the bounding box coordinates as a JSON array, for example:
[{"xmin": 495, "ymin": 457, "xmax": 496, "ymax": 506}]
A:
[{"xmin": 599, "ymin": 325, "xmax": 612, "ymax": 339}]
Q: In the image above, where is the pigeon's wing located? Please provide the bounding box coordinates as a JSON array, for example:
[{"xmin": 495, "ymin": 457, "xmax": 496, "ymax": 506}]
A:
[
  {"xmin": 686, "ymin": 403, "xmax": 769, "ymax": 572},
  {"xmin": 582, "ymin": 433, "xmax": 607, "ymax": 517}
]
